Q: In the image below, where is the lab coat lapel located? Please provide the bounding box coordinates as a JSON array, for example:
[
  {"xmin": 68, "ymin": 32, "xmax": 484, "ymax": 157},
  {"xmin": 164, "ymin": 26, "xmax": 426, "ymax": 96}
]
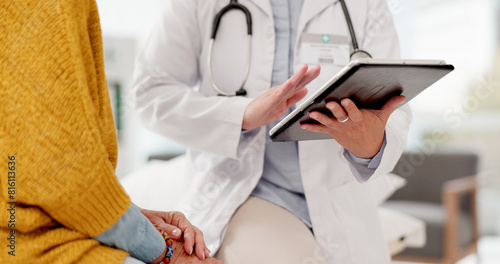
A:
[
  {"xmin": 299, "ymin": 0, "xmax": 337, "ymax": 33},
  {"xmin": 246, "ymin": 0, "xmax": 272, "ymax": 18}
]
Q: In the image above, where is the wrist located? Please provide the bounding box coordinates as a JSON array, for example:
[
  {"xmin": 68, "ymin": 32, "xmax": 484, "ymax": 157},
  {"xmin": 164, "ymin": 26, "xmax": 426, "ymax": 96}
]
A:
[{"xmin": 157, "ymin": 230, "xmax": 174, "ymax": 264}]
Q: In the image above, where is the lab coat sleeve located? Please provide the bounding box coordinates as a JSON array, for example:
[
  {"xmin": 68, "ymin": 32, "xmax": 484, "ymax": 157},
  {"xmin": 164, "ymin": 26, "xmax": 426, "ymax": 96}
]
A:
[
  {"xmin": 354, "ymin": 0, "xmax": 413, "ymax": 179},
  {"xmin": 133, "ymin": 0, "xmax": 257, "ymax": 160},
  {"xmin": 343, "ymin": 135, "xmax": 387, "ymax": 182}
]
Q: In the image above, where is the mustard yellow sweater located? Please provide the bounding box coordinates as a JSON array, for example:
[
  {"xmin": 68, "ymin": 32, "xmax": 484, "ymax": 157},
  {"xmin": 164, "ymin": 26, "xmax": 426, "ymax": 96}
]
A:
[{"xmin": 1, "ymin": 0, "xmax": 131, "ymax": 263}]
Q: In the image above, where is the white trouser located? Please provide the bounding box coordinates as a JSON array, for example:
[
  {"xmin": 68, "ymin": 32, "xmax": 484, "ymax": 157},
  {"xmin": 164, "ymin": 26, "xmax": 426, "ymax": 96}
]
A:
[{"xmin": 215, "ymin": 196, "xmax": 327, "ymax": 264}]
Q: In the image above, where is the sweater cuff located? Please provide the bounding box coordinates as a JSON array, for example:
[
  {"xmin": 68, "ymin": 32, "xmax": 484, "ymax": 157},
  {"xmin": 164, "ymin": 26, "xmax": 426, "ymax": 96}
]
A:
[
  {"xmin": 94, "ymin": 204, "xmax": 166, "ymax": 263},
  {"xmin": 48, "ymin": 159, "xmax": 131, "ymax": 237}
]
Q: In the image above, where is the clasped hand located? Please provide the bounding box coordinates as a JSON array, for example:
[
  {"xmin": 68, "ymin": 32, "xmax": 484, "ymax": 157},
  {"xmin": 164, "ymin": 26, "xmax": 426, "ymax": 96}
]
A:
[
  {"xmin": 242, "ymin": 64, "xmax": 406, "ymax": 159},
  {"xmin": 141, "ymin": 209, "xmax": 222, "ymax": 264}
]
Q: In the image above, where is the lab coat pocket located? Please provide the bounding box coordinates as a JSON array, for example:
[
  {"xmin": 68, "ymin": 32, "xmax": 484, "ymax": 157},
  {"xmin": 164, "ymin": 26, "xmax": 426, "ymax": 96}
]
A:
[
  {"xmin": 327, "ymin": 179, "xmax": 387, "ymax": 263},
  {"xmin": 318, "ymin": 181, "xmax": 359, "ymax": 261},
  {"xmin": 328, "ymin": 179, "xmax": 377, "ymax": 230},
  {"xmin": 328, "ymin": 180, "xmax": 360, "ymax": 228}
]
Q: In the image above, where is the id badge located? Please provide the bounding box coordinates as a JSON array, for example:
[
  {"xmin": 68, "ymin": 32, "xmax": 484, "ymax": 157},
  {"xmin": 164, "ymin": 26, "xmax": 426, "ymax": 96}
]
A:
[{"xmin": 301, "ymin": 33, "xmax": 350, "ymax": 66}]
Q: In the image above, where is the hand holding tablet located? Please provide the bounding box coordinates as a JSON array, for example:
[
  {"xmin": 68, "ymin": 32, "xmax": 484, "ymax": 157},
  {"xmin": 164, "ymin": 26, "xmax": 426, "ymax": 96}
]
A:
[{"xmin": 269, "ymin": 58, "xmax": 454, "ymax": 142}]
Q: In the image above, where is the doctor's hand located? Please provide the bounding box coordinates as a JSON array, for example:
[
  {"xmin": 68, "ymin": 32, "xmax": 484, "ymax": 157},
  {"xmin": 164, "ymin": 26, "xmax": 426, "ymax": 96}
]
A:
[
  {"xmin": 242, "ymin": 64, "xmax": 321, "ymax": 130},
  {"xmin": 300, "ymin": 95, "xmax": 406, "ymax": 159},
  {"xmin": 141, "ymin": 209, "xmax": 210, "ymax": 261}
]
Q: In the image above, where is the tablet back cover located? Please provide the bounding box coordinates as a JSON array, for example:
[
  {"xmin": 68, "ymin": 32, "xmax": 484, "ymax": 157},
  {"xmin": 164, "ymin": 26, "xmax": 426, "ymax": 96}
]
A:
[{"xmin": 270, "ymin": 63, "xmax": 454, "ymax": 142}]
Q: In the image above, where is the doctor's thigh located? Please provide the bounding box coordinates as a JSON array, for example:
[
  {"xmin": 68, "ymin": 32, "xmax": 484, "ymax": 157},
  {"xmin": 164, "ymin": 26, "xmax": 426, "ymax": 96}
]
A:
[{"xmin": 215, "ymin": 197, "xmax": 327, "ymax": 264}]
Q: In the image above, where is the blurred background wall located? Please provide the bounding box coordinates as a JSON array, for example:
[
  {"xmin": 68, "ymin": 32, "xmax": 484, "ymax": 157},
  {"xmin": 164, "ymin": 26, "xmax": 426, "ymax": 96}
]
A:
[
  {"xmin": 95, "ymin": 0, "xmax": 500, "ymax": 237},
  {"xmin": 391, "ymin": 0, "xmax": 500, "ymax": 238}
]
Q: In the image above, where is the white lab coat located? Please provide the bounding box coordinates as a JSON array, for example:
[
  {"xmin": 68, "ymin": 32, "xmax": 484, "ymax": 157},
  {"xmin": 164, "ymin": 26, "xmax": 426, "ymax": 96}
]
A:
[{"xmin": 133, "ymin": 0, "xmax": 412, "ymax": 263}]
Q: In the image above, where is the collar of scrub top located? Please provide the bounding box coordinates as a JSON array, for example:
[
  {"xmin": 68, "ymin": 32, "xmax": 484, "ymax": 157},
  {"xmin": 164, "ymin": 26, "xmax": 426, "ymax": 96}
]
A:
[{"xmin": 207, "ymin": 0, "xmax": 372, "ymax": 97}]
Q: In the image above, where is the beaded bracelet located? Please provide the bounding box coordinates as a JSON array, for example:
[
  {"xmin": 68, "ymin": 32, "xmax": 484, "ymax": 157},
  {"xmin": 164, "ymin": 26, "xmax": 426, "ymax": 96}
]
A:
[{"xmin": 158, "ymin": 229, "xmax": 174, "ymax": 264}]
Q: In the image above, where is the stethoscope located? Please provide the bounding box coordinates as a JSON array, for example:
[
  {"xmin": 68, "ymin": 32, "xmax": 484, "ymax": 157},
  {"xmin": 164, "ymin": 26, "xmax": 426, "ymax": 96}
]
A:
[{"xmin": 207, "ymin": 0, "xmax": 372, "ymax": 96}]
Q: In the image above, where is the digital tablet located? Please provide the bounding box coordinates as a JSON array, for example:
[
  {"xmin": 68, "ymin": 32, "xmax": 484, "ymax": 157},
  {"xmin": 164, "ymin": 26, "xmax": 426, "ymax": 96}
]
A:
[{"xmin": 269, "ymin": 58, "xmax": 454, "ymax": 142}]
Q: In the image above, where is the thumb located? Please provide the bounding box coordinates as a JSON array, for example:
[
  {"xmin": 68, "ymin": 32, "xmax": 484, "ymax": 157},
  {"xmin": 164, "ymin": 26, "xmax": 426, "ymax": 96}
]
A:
[
  {"xmin": 157, "ymin": 223, "xmax": 182, "ymax": 240},
  {"xmin": 380, "ymin": 95, "xmax": 406, "ymax": 115}
]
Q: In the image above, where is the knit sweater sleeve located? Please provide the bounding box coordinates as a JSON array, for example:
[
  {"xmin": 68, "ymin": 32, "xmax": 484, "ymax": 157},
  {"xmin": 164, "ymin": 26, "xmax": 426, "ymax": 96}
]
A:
[{"xmin": 0, "ymin": 0, "xmax": 131, "ymax": 237}]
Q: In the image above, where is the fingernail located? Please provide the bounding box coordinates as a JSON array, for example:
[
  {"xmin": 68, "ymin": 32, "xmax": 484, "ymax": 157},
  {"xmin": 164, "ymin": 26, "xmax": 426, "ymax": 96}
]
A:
[
  {"xmin": 203, "ymin": 251, "xmax": 206, "ymax": 260},
  {"xmin": 172, "ymin": 228, "xmax": 181, "ymax": 237},
  {"xmin": 342, "ymin": 100, "xmax": 349, "ymax": 107},
  {"xmin": 309, "ymin": 113, "xmax": 317, "ymax": 119},
  {"xmin": 190, "ymin": 248, "xmax": 193, "ymax": 255}
]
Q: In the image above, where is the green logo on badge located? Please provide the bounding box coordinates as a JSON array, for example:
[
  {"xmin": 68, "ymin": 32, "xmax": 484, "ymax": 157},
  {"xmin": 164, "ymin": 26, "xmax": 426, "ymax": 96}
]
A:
[{"xmin": 321, "ymin": 34, "xmax": 331, "ymax": 43}]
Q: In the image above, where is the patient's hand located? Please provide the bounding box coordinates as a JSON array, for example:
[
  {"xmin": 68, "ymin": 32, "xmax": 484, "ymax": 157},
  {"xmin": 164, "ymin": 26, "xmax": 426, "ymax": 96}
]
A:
[
  {"xmin": 149, "ymin": 238, "xmax": 223, "ymax": 264},
  {"xmin": 141, "ymin": 209, "xmax": 210, "ymax": 260},
  {"xmin": 170, "ymin": 239, "xmax": 223, "ymax": 264}
]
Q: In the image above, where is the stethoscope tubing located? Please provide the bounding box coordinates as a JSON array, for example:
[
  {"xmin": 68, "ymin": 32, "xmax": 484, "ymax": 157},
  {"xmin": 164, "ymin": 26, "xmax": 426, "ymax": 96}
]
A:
[
  {"xmin": 208, "ymin": 0, "xmax": 251, "ymax": 96},
  {"xmin": 211, "ymin": 0, "xmax": 252, "ymax": 39},
  {"xmin": 207, "ymin": 35, "xmax": 251, "ymax": 96},
  {"xmin": 338, "ymin": 0, "xmax": 372, "ymax": 59}
]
